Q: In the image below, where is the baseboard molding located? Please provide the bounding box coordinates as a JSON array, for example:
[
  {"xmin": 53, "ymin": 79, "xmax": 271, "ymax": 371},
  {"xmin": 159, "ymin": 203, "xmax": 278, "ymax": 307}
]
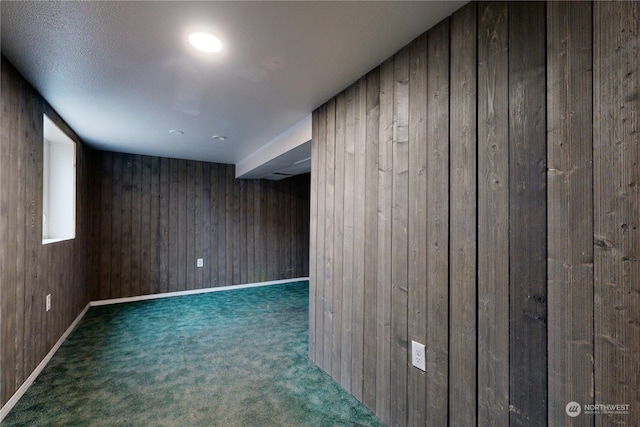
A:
[
  {"xmin": 0, "ymin": 303, "xmax": 91, "ymax": 423},
  {"xmin": 90, "ymin": 277, "xmax": 310, "ymax": 307}
]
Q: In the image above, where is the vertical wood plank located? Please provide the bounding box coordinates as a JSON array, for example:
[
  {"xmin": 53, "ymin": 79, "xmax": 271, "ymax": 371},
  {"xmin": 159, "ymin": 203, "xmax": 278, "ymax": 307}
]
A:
[
  {"xmin": 309, "ymin": 109, "xmax": 320, "ymax": 362},
  {"xmin": 449, "ymin": 4, "xmax": 477, "ymax": 426},
  {"xmin": 177, "ymin": 160, "xmax": 188, "ymax": 290},
  {"xmin": 593, "ymin": 2, "xmax": 640, "ymax": 424},
  {"xmin": 376, "ymin": 57, "xmax": 394, "ymax": 425},
  {"xmin": 315, "ymin": 104, "xmax": 327, "ymax": 367},
  {"xmin": 224, "ymin": 165, "xmax": 236, "ymax": 286},
  {"xmin": 266, "ymin": 180, "xmax": 277, "ymax": 281},
  {"xmin": 547, "ymin": 2, "xmax": 595, "ymax": 425},
  {"xmin": 281, "ymin": 179, "xmax": 291, "ymax": 278},
  {"xmin": 341, "ymin": 86, "xmax": 356, "ymax": 391},
  {"xmin": 407, "ymin": 32, "xmax": 427, "ymax": 427},
  {"xmin": 140, "ymin": 155, "xmax": 152, "ymax": 296},
  {"xmin": 509, "ymin": 2, "xmax": 548, "ymax": 424},
  {"xmin": 201, "ymin": 162, "xmax": 211, "ymax": 287},
  {"xmin": 14, "ymin": 77, "xmax": 27, "ymax": 392},
  {"xmin": 425, "ymin": 19, "xmax": 450, "ymax": 427},
  {"xmin": 303, "ymin": 174, "xmax": 311, "ymax": 277},
  {"xmin": 210, "ymin": 163, "xmax": 220, "ymax": 287},
  {"xmin": 0, "ymin": 62, "xmax": 18, "ymax": 404},
  {"xmin": 87, "ymin": 151, "xmax": 102, "ymax": 301},
  {"xmin": 23, "ymin": 98, "xmax": 41, "ymax": 379},
  {"xmin": 157, "ymin": 157, "xmax": 171, "ymax": 294},
  {"xmin": 245, "ymin": 177, "xmax": 254, "ymax": 283},
  {"xmin": 225, "ymin": 166, "xmax": 234, "ymax": 284},
  {"xmin": 150, "ymin": 155, "xmax": 161, "ymax": 294},
  {"xmin": 391, "ymin": 45, "xmax": 410, "ymax": 427},
  {"xmin": 240, "ymin": 179, "xmax": 248, "ymax": 283},
  {"xmin": 111, "ymin": 153, "xmax": 123, "ymax": 298},
  {"xmin": 149, "ymin": 156, "xmax": 160, "ymax": 294},
  {"xmin": 477, "ymin": 2, "xmax": 510, "ymax": 424},
  {"xmin": 363, "ymin": 67, "xmax": 380, "ymax": 412},
  {"xmin": 259, "ymin": 178, "xmax": 269, "ymax": 282},
  {"xmin": 332, "ymin": 92, "xmax": 346, "ymax": 383},
  {"xmin": 323, "ymin": 99, "xmax": 336, "ymax": 373},
  {"xmin": 120, "ymin": 154, "xmax": 133, "ymax": 297},
  {"xmin": 217, "ymin": 164, "xmax": 227, "ymax": 286},
  {"xmin": 352, "ymin": 76, "xmax": 367, "ymax": 401},
  {"xmin": 130, "ymin": 155, "xmax": 142, "ymax": 297},
  {"xmin": 99, "ymin": 153, "xmax": 113, "ymax": 300},
  {"xmin": 194, "ymin": 161, "xmax": 203, "ymax": 288},
  {"xmin": 168, "ymin": 158, "xmax": 180, "ymax": 292},
  {"xmin": 186, "ymin": 160, "xmax": 196, "ymax": 290},
  {"xmin": 232, "ymin": 173, "xmax": 241, "ymax": 284}
]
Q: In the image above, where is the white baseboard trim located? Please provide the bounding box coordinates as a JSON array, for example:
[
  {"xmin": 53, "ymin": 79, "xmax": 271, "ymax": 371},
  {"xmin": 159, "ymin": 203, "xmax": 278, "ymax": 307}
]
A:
[
  {"xmin": 90, "ymin": 277, "xmax": 309, "ymax": 306},
  {"xmin": 0, "ymin": 303, "xmax": 91, "ymax": 423}
]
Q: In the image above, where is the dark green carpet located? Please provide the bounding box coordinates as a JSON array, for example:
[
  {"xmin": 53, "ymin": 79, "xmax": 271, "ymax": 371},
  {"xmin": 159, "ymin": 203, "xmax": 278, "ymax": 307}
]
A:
[{"xmin": 2, "ymin": 281, "xmax": 383, "ymax": 427}]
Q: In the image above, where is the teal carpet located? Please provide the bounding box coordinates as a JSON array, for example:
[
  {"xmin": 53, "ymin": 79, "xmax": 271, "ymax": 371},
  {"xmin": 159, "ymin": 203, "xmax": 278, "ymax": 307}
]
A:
[{"xmin": 2, "ymin": 281, "xmax": 383, "ymax": 426}]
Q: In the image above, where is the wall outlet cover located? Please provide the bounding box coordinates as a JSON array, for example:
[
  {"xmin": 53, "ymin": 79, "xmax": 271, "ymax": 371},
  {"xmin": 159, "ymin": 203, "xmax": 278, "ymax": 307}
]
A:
[{"xmin": 411, "ymin": 340, "xmax": 426, "ymax": 371}]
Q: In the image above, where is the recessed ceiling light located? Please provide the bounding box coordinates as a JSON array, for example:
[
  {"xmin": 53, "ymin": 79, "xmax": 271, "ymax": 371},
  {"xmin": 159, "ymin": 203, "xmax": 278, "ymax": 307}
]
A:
[
  {"xmin": 189, "ymin": 32, "xmax": 222, "ymax": 53},
  {"xmin": 169, "ymin": 129, "xmax": 184, "ymax": 136},
  {"xmin": 212, "ymin": 135, "xmax": 227, "ymax": 141}
]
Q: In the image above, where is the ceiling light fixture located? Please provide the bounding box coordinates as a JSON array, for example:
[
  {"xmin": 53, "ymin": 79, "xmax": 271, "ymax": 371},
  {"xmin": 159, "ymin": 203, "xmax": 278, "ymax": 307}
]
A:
[
  {"xmin": 169, "ymin": 129, "xmax": 184, "ymax": 135},
  {"xmin": 212, "ymin": 135, "xmax": 227, "ymax": 141},
  {"xmin": 189, "ymin": 32, "xmax": 223, "ymax": 53}
]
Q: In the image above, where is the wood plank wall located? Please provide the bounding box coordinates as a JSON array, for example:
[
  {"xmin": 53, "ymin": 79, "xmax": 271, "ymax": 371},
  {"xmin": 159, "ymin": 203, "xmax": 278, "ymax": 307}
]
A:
[
  {"xmin": 2, "ymin": 55, "xmax": 310, "ymax": 409},
  {"xmin": 88, "ymin": 152, "xmax": 310, "ymax": 300},
  {"xmin": 309, "ymin": 2, "xmax": 639, "ymax": 425},
  {"xmin": 1, "ymin": 57, "xmax": 92, "ymax": 408}
]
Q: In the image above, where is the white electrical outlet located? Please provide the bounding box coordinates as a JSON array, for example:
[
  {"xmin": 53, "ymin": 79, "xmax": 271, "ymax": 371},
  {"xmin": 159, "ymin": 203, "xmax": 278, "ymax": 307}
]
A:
[
  {"xmin": 411, "ymin": 340, "xmax": 426, "ymax": 371},
  {"xmin": 197, "ymin": 258, "xmax": 204, "ymax": 268},
  {"xmin": 46, "ymin": 294, "xmax": 51, "ymax": 312}
]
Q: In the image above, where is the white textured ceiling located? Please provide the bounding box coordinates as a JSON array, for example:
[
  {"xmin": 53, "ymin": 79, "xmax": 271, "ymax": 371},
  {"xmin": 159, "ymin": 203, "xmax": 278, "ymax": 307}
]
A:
[{"xmin": 1, "ymin": 1, "xmax": 465, "ymax": 176}]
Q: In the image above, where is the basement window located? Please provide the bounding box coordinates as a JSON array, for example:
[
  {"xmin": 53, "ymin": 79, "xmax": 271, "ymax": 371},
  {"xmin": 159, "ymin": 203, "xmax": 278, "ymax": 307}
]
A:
[{"xmin": 42, "ymin": 114, "xmax": 76, "ymax": 244}]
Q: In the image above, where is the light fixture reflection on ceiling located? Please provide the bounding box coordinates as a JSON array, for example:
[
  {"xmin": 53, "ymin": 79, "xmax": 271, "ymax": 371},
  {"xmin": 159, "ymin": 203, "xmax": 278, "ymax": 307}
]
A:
[
  {"xmin": 189, "ymin": 32, "xmax": 223, "ymax": 53},
  {"xmin": 212, "ymin": 135, "xmax": 228, "ymax": 141}
]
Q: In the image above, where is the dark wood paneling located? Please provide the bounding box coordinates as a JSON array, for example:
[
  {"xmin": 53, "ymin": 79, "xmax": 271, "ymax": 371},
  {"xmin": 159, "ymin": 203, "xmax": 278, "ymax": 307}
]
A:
[
  {"xmin": 351, "ymin": 76, "xmax": 367, "ymax": 402},
  {"xmin": 477, "ymin": 3, "xmax": 510, "ymax": 424},
  {"xmin": 508, "ymin": 3, "xmax": 547, "ymax": 424},
  {"xmin": 158, "ymin": 157, "xmax": 170, "ymax": 294},
  {"xmin": 121, "ymin": 154, "xmax": 133, "ymax": 297},
  {"xmin": 340, "ymin": 85, "xmax": 356, "ymax": 392},
  {"xmin": 407, "ymin": 32, "xmax": 428, "ymax": 426},
  {"xmin": 390, "ymin": 45, "xmax": 410, "ymax": 426},
  {"xmin": 99, "ymin": 153, "xmax": 113, "ymax": 300},
  {"xmin": 309, "ymin": 2, "xmax": 637, "ymax": 426},
  {"xmin": 449, "ymin": 3, "xmax": 477, "ymax": 426},
  {"xmin": 332, "ymin": 92, "xmax": 346, "ymax": 384},
  {"xmin": 89, "ymin": 154, "xmax": 310, "ymax": 299},
  {"xmin": 111, "ymin": 153, "xmax": 124, "ymax": 297},
  {"xmin": 315, "ymin": 104, "xmax": 327, "ymax": 366},
  {"xmin": 547, "ymin": 2, "xmax": 595, "ymax": 424},
  {"xmin": 139, "ymin": 155, "xmax": 152, "ymax": 296},
  {"xmin": 1, "ymin": 57, "xmax": 92, "ymax": 407},
  {"xmin": 594, "ymin": 2, "xmax": 640, "ymax": 424},
  {"xmin": 323, "ymin": 99, "xmax": 335, "ymax": 373},
  {"xmin": 425, "ymin": 19, "xmax": 450, "ymax": 427},
  {"xmin": 362, "ymin": 67, "xmax": 380, "ymax": 412},
  {"xmin": 375, "ymin": 57, "xmax": 394, "ymax": 426},
  {"xmin": 308, "ymin": 109, "xmax": 319, "ymax": 363}
]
